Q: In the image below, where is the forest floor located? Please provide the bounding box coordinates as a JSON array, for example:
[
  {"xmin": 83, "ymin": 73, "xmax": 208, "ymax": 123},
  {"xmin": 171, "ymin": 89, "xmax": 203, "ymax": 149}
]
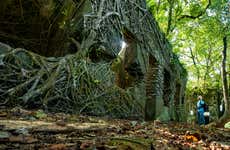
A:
[{"xmin": 0, "ymin": 108, "xmax": 229, "ymax": 150}]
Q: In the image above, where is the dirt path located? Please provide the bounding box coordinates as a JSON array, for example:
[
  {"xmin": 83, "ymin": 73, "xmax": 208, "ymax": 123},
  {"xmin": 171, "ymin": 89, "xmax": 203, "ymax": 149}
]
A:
[{"xmin": 0, "ymin": 108, "xmax": 229, "ymax": 150}]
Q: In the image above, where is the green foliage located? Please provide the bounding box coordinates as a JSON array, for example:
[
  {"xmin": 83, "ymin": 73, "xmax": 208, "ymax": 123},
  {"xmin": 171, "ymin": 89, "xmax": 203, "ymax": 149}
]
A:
[
  {"xmin": 224, "ymin": 122, "xmax": 230, "ymax": 129},
  {"xmin": 35, "ymin": 110, "xmax": 47, "ymax": 119},
  {"xmin": 189, "ymin": 2, "xmax": 202, "ymax": 16},
  {"xmin": 146, "ymin": 0, "xmax": 229, "ymax": 92}
]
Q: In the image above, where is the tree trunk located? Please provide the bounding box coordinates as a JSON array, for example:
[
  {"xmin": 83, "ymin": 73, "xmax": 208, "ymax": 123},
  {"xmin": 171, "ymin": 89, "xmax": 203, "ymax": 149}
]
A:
[
  {"xmin": 216, "ymin": 36, "xmax": 229, "ymax": 126},
  {"xmin": 189, "ymin": 47, "xmax": 200, "ymax": 82}
]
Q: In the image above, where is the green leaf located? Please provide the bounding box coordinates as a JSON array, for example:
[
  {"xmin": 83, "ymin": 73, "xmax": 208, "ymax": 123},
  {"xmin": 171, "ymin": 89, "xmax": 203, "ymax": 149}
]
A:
[{"xmin": 34, "ymin": 110, "xmax": 47, "ymax": 119}]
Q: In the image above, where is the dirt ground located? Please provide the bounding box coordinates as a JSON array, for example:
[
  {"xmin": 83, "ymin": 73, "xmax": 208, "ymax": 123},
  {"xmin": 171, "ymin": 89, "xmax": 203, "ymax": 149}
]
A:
[{"xmin": 0, "ymin": 108, "xmax": 229, "ymax": 150}]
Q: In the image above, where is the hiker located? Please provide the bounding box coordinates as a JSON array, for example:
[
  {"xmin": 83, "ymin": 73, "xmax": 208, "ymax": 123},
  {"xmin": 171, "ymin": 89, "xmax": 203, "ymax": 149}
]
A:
[{"xmin": 197, "ymin": 95, "xmax": 205, "ymax": 125}]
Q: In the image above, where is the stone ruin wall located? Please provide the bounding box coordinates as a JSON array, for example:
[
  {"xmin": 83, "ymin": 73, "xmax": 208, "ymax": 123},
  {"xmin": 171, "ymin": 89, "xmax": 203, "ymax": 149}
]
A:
[{"xmin": 84, "ymin": 0, "xmax": 187, "ymax": 121}]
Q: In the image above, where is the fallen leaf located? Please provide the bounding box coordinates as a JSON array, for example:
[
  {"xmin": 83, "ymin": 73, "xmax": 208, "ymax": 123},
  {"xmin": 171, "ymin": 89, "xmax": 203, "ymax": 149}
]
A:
[
  {"xmin": 80, "ymin": 140, "xmax": 94, "ymax": 149},
  {"xmin": 49, "ymin": 144, "xmax": 67, "ymax": 150},
  {"xmin": 184, "ymin": 135, "xmax": 199, "ymax": 142}
]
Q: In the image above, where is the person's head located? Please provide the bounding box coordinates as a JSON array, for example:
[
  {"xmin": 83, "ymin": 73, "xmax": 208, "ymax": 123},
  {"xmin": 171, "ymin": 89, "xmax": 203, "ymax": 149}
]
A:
[{"xmin": 198, "ymin": 95, "xmax": 202, "ymax": 100}]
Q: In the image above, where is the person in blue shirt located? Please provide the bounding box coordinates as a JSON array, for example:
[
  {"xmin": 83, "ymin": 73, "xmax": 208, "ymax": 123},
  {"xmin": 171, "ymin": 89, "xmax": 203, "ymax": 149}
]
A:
[{"xmin": 197, "ymin": 95, "xmax": 205, "ymax": 125}]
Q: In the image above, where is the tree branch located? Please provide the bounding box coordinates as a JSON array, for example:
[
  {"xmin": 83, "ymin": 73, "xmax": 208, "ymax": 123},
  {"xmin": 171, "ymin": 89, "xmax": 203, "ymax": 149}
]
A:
[
  {"xmin": 189, "ymin": 47, "xmax": 200, "ymax": 81},
  {"xmin": 166, "ymin": 0, "xmax": 174, "ymax": 35},
  {"xmin": 178, "ymin": 0, "xmax": 211, "ymax": 21}
]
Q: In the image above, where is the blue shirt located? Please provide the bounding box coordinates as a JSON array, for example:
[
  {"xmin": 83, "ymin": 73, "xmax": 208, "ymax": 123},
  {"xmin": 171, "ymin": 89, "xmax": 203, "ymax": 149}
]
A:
[{"xmin": 197, "ymin": 100, "xmax": 205, "ymax": 112}]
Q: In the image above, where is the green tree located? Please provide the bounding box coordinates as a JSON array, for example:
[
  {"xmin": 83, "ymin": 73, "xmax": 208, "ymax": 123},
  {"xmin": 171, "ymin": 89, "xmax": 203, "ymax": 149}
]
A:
[{"xmin": 146, "ymin": 0, "xmax": 229, "ymax": 124}]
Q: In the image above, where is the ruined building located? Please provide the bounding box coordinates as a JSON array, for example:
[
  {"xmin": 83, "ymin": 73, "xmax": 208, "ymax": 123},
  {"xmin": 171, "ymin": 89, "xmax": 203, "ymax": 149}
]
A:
[
  {"xmin": 83, "ymin": 0, "xmax": 187, "ymax": 121},
  {"xmin": 0, "ymin": 0, "xmax": 187, "ymax": 121}
]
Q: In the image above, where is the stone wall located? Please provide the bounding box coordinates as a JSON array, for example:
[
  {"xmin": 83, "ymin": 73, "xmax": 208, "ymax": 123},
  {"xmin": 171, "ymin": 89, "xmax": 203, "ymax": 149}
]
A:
[{"xmin": 84, "ymin": 0, "xmax": 187, "ymax": 121}]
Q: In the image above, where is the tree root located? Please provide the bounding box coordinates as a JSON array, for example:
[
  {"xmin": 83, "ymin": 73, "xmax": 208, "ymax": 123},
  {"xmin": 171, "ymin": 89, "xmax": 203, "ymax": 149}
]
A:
[{"xmin": 0, "ymin": 45, "xmax": 145, "ymax": 118}]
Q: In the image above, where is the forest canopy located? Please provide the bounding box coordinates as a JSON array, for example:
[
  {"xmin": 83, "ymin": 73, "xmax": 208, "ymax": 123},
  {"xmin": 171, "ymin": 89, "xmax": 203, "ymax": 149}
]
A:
[
  {"xmin": 146, "ymin": 0, "xmax": 229, "ymax": 124},
  {"xmin": 147, "ymin": 0, "xmax": 229, "ymax": 96}
]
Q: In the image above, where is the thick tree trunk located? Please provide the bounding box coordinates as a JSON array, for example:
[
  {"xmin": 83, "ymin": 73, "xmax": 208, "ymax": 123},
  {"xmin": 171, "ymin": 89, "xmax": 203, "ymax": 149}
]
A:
[{"xmin": 216, "ymin": 36, "xmax": 229, "ymax": 126}]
